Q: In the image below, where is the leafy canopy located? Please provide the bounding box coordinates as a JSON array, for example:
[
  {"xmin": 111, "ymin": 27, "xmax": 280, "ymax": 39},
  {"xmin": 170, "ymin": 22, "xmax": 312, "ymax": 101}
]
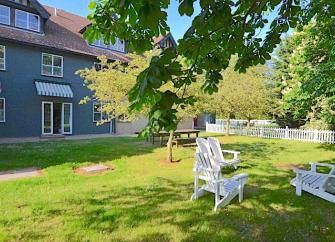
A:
[
  {"xmin": 84, "ymin": 0, "xmax": 327, "ymax": 133},
  {"xmin": 77, "ymin": 51, "xmax": 158, "ymax": 122},
  {"xmin": 277, "ymin": 17, "xmax": 335, "ymax": 129},
  {"xmin": 77, "ymin": 51, "xmax": 206, "ymax": 129},
  {"xmin": 205, "ymin": 57, "xmax": 271, "ymax": 121}
]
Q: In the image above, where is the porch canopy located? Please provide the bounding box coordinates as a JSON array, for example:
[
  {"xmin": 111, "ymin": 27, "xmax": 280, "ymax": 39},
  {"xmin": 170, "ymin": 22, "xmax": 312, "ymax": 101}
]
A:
[{"xmin": 35, "ymin": 81, "xmax": 73, "ymax": 98}]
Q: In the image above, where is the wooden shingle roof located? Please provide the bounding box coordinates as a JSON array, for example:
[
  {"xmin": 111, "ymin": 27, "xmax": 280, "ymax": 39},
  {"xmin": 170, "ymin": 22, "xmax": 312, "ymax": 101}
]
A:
[{"xmin": 0, "ymin": 4, "xmax": 129, "ymax": 62}]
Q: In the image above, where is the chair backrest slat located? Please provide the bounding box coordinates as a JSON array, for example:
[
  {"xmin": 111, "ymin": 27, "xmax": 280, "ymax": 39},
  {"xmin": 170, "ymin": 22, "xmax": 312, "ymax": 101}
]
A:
[
  {"xmin": 208, "ymin": 137, "xmax": 225, "ymax": 162},
  {"xmin": 196, "ymin": 153, "xmax": 212, "ymax": 180},
  {"xmin": 196, "ymin": 138, "xmax": 212, "ymax": 155},
  {"xmin": 196, "ymin": 152, "xmax": 221, "ymax": 181}
]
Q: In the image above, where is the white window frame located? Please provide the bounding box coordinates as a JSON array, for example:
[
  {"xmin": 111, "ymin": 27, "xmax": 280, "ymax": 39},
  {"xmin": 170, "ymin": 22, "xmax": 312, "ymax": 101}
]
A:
[
  {"xmin": 61, "ymin": 103, "xmax": 73, "ymax": 135},
  {"xmin": 93, "ymin": 102, "xmax": 102, "ymax": 123},
  {"xmin": 118, "ymin": 114, "xmax": 131, "ymax": 123},
  {"xmin": 41, "ymin": 53, "xmax": 64, "ymax": 77},
  {"xmin": 90, "ymin": 37, "xmax": 125, "ymax": 53},
  {"xmin": 92, "ymin": 102, "xmax": 109, "ymax": 123},
  {"xmin": 0, "ymin": 5, "xmax": 10, "ymax": 26},
  {"xmin": 0, "ymin": 98, "xmax": 5, "ymax": 123},
  {"xmin": 42, "ymin": 101, "xmax": 53, "ymax": 135},
  {"xmin": 15, "ymin": 9, "xmax": 40, "ymax": 32},
  {"xmin": 0, "ymin": 45, "xmax": 5, "ymax": 71},
  {"xmin": 94, "ymin": 62, "xmax": 107, "ymax": 71}
]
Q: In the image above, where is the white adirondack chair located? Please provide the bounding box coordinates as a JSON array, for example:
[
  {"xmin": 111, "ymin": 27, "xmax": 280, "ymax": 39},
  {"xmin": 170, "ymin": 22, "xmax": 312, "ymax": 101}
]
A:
[
  {"xmin": 196, "ymin": 138, "xmax": 212, "ymax": 154},
  {"xmin": 291, "ymin": 162, "xmax": 335, "ymax": 203},
  {"xmin": 191, "ymin": 152, "xmax": 248, "ymax": 211},
  {"xmin": 207, "ymin": 137, "xmax": 241, "ymax": 169}
]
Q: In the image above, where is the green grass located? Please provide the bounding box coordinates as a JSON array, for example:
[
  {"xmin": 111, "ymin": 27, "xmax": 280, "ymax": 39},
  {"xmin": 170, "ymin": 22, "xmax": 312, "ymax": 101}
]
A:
[{"xmin": 0, "ymin": 135, "xmax": 334, "ymax": 241}]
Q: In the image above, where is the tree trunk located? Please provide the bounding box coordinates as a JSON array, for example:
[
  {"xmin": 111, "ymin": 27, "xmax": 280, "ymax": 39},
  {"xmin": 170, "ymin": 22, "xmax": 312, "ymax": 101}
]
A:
[
  {"xmin": 166, "ymin": 131, "xmax": 174, "ymax": 162},
  {"xmin": 226, "ymin": 114, "xmax": 231, "ymax": 136},
  {"xmin": 247, "ymin": 117, "xmax": 251, "ymax": 130}
]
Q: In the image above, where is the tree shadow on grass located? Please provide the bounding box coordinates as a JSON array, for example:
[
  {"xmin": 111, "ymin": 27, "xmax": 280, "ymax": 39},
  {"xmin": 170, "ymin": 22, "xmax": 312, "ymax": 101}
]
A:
[
  {"xmin": 0, "ymin": 170, "xmax": 334, "ymax": 241},
  {"xmin": 317, "ymin": 144, "xmax": 335, "ymax": 152},
  {"xmin": 0, "ymin": 136, "xmax": 157, "ymax": 171},
  {"xmin": 47, "ymin": 176, "xmax": 334, "ymax": 241},
  {"xmin": 221, "ymin": 141, "xmax": 286, "ymax": 161}
]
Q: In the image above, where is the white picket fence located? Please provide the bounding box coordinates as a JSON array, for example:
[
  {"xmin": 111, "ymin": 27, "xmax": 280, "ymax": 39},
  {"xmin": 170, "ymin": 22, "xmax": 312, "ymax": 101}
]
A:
[
  {"xmin": 206, "ymin": 123, "xmax": 335, "ymax": 144},
  {"xmin": 216, "ymin": 119, "xmax": 273, "ymax": 127}
]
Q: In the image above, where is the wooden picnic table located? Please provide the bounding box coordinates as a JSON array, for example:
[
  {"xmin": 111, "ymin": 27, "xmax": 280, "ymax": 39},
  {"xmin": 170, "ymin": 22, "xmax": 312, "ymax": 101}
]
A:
[{"xmin": 151, "ymin": 129, "xmax": 200, "ymax": 146}]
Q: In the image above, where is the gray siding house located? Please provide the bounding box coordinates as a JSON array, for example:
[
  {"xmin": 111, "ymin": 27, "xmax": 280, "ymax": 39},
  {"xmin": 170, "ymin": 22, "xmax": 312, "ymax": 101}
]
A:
[{"xmin": 0, "ymin": 0, "xmax": 183, "ymax": 139}]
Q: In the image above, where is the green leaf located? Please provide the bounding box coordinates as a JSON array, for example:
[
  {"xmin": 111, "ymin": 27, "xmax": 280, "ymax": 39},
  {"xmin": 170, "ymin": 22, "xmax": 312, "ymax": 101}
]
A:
[
  {"xmin": 178, "ymin": 0, "xmax": 195, "ymax": 16},
  {"xmin": 88, "ymin": 1, "xmax": 97, "ymax": 10}
]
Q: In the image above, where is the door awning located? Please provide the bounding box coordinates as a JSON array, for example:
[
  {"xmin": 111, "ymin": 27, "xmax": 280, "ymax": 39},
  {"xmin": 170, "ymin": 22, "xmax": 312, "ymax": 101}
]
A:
[{"xmin": 35, "ymin": 81, "xmax": 73, "ymax": 98}]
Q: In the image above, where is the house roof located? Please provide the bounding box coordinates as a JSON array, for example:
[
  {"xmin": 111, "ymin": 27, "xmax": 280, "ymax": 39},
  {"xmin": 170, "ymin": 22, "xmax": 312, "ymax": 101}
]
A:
[
  {"xmin": 29, "ymin": 0, "xmax": 50, "ymax": 19},
  {"xmin": 153, "ymin": 32, "xmax": 177, "ymax": 47},
  {"xmin": 0, "ymin": 4, "xmax": 129, "ymax": 62}
]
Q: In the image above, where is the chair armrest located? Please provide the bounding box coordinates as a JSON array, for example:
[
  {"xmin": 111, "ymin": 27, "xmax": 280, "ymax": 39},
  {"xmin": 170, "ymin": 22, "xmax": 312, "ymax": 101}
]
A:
[
  {"xmin": 294, "ymin": 169, "xmax": 335, "ymax": 178},
  {"xmin": 222, "ymin": 150, "xmax": 240, "ymax": 155},
  {"xmin": 310, "ymin": 162, "xmax": 335, "ymax": 169},
  {"xmin": 232, "ymin": 173, "xmax": 248, "ymax": 181},
  {"xmin": 212, "ymin": 178, "xmax": 228, "ymax": 184},
  {"xmin": 222, "ymin": 150, "xmax": 240, "ymax": 160},
  {"xmin": 232, "ymin": 173, "xmax": 248, "ymax": 187}
]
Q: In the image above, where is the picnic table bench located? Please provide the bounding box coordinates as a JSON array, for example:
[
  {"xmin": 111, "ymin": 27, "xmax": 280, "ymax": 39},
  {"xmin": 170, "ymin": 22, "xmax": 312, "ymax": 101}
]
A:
[
  {"xmin": 153, "ymin": 129, "xmax": 200, "ymax": 147},
  {"xmin": 172, "ymin": 137, "xmax": 197, "ymax": 148},
  {"xmin": 137, "ymin": 129, "xmax": 200, "ymax": 147}
]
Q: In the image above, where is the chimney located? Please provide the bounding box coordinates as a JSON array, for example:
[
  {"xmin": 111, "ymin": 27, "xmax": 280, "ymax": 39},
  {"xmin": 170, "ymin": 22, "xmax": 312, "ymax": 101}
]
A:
[{"xmin": 54, "ymin": 7, "xmax": 57, "ymax": 16}]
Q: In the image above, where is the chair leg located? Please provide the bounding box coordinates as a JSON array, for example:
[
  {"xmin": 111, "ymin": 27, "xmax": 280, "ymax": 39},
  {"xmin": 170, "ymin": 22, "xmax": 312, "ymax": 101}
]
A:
[
  {"xmin": 214, "ymin": 182, "xmax": 220, "ymax": 210},
  {"xmin": 239, "ymin": 185, "xmax": 244, "ymax": 202},
  {"xmin": 192, "ymin": 173, "xmax": 208, "ymax": 200},
  {"xmin": 191, "ymin": 186, "xmax": 206, "ymax": 200},
  {"xmin": 214, "ymin": 194, "xmax": 235, "ymax": 211},
  {"xmin": 192, "ymin": 174, "xmax": 199, "ymax": 200},
  {"xmin": 296, "ymin": 173, "xmax": 302, "ymax": 196}
]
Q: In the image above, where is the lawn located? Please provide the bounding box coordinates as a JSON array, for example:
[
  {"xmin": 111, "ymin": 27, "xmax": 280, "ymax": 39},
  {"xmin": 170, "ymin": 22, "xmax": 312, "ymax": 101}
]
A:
[{"xmin": 0, "ymin": 135, "xmax": 334, "ymax": 241}]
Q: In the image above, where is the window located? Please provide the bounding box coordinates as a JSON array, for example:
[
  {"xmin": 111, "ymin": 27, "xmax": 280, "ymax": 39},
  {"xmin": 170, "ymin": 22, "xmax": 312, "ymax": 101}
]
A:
[
  {"xmin": 41, "ymin": 53, "xmax": 63, "ymax": 77},
  {"xmin": 91, "ymin": 37, "xmax": 125, "ymax": 52},
  {"xmin": 15, "ymin": 9, "xmax": 40, "ymax": 32},
  {"xmin": 0, "ymin": 5, "xmax": 10, "ymax": 25},
  {"xmin": 92, "ymin": 38, "xmax": 108, "ymax": 49},
  {"xmin": 0, "ymin": 46, "xmax": 5, "ymax": 70},
  {"xmin": 93, "ymin": 102, "xmax": 108, "ymax": 122},
  {"xmin": 94, "ymin": 62, "xmax": 107, "ymax": 71},
  {"xmin": 0, "ymin": 98, "xmax": 5, "ymax": 122},
  {"xmin": 118, "ymin": 114, "xmax": 130, "ymax": 122},
  {"xmin": 11, "ymin": 0, "xmax": 32, "ymax": 7}
]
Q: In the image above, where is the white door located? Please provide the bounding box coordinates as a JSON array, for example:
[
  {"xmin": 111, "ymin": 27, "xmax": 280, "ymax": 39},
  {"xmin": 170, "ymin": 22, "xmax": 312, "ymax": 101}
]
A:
[
  {"xmin": 62, "ymin": 103, "xmax": 72, "ymax": 134},
  {"xmin": 42, "ymin": 102, "xmax": 53, "ymax": 135}
]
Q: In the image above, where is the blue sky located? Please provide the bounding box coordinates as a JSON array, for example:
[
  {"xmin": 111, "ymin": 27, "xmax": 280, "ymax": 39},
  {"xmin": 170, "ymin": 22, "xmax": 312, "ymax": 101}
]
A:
[
  {"xmin": 39, "ymin": 0, "xmax": 199, "ymax": 40},
  {"xmin": 39, "ymin": 0, "xmax": 288, "ymax": 43}
]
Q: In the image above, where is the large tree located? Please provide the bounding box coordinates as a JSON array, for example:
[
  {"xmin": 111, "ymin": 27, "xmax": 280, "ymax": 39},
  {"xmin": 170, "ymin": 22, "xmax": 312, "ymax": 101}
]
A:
[
  {"xmin": 77, "ymin": 51, "xmax": 157, "ymax": 121},
  {"xmin": 84, "ymin": 0, "xmax": 330, "ymax": 133},
  {"xmin": 205, "ymin": 58, "xmax": 271, "ymax": 135},
  {"xmin": 274, "ymin": 13, "xmax": 335, "ymax": 129},
  {"xmin": 271, "ymin": 36, "xmax": 306, "ymax": 128},
  {"xmin": 77, "ymin": 51, "xmax": 206, "ymax": 162}
]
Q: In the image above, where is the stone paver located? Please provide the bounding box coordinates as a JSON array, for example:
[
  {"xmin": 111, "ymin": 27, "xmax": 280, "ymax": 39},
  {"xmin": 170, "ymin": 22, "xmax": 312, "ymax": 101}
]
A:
[
  {"xmin": 0, "ymin": 168, "xmax": 42, "ymax": 181},
  {"xmin": 81, "ymin": 164, "xmax": 110, "ymax": 173},
  {"xmin": 75, "ymin": 164, "xmax": 113, "ymax": 176}
]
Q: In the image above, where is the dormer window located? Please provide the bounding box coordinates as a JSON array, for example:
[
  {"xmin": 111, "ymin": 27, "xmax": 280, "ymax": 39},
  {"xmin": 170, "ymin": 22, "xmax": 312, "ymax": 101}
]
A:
[
  {"xmin": 15, "ymin": 9, "xmax": 40, "ymax": 32},
  {"xmin": 91, "ymin": 37, "xmax": 125, "ymax": 53},
  {"xmin": 12, "ymin": 0, "xmax": 32, "ymax": 7},
  {"xmin": 0, "ymin": 5, "xmax": 10, "ymax": 25}
]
